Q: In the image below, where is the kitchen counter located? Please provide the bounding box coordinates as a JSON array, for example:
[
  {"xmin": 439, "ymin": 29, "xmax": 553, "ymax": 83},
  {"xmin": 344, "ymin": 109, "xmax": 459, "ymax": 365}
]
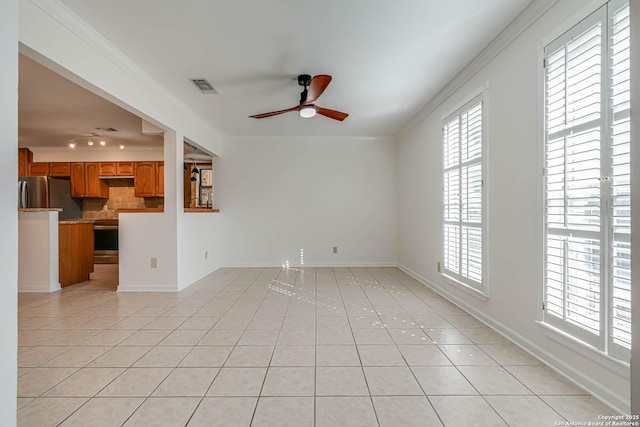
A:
[
  {"xmin": 58, "ymin": 219, "xmax": 94, "ymax": 224},
  {"xmin": 184, "ymin": 208, "xmax": 220, "ymax": 213},
  {"xmin": 117, "ymin": 208, "xmax": 164, "ymax": 213},
  {"xmin": 19, "ymin": 208, "xmax": 63, "ymax": 212}
]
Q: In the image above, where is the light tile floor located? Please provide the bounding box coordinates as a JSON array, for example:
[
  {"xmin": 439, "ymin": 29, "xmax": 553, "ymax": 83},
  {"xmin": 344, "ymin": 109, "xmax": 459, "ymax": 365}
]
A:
[{"xmin": 17, "ymin": 266, "xmax": 616, "ymax": 426}]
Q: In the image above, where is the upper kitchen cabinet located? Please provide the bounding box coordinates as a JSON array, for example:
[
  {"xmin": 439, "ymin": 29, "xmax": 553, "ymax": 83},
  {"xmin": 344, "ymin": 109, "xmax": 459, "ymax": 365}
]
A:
[
  {"xmin": 28, "ymin": 162, "xmax": 49, "ymax": 176},
  {"xmin": 18, "ymin": 148, "xmax": 32, "ymax": 176},
  {"xmin": 50, "ymin": 162, "xmax": 71, "ymax": 176},
  {"xmin": 134, "ymin": 161, "xmax": 157, "ymax": 197},
  {"xmin": 71, "ymin": 162, "xmax": 108, "ymax": 198},
  {"xmin": 98, "ymin": 161, "xmax": 133, "ymax": 176},
  {"xmin": 117, "ymin": 162, "xmax": 134, "ymax": 176},
  {"xmin": 70, "ymin": 163, "xmax": 85, "ymax": 197},
  {"xmin": 156, "ymin": 162, "xmax": 164, "ymax": 197},
  {"xmin": 99, "ymin": 162, "xmax": 117, "ymax": 176},
  {"xmin": 85, "ymin": 163, "xmax": 108, "ymax": 197}
]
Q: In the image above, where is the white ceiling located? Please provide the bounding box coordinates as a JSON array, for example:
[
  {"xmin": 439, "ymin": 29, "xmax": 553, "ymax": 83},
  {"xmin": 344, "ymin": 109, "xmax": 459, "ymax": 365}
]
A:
[
  {"xmin": 49, "ymin": 0, "xmax": 533, "ymax": 139},
  {"xmin": 18, "ymin": 55, "xmax": 163, "ymax": 149}
]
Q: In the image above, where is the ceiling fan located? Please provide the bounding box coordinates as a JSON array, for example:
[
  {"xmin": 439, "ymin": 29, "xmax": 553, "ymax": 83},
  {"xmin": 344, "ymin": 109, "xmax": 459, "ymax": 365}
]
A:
[{"xmin": 249, "ymin": 74, "xmax": 348, "ymax": 121}]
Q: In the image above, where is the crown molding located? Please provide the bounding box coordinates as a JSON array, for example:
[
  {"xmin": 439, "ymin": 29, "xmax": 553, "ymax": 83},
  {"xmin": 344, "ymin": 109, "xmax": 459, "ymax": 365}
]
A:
[{"xmin": 398, "ymin": 0, "xmax": 559, "ymax": 138}]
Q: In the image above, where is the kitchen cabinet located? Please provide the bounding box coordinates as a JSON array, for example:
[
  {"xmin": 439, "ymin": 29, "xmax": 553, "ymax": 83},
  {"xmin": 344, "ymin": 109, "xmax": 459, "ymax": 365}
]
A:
[
  {"xmin": 70, "ymin": 162, "xmax": 108, "ymax": 198},
  {"xmin": 58, "ymin": 221, "xmax": 94, "ymax": 287},
  {"xmin": 156, "ymin": 162, "xmax": 164, "ymax": 197},
  {"xmin": 134, "ymin": 161, "xmax": 157, "ymax": 197},
  {"xmin": 18, "ymin": 148, "xmax": 32, "ymax": 176},
  {"xmin": 117, "ymin": 162, "xmax": 134, "ymax": 176},
  {"xmin": 99, "ymin": 162, "xmax": 117, "ymax": 176},
  {"xmin": 49, "ymin": 162, "xmax": 71, "ymax": 176},
  {"xmin": 85, "ymin": 162, "xmax": 108, "ymax": 197},
  {"xmin": 28, "ymin": 162, "xmax": 49, "ymax": 176},
  {"xmin": 70, "ymin": 163, "xmax": 85, "ymax": 197},
  {"xmin": 99, "ymin": 161, "xmax": 134, "ymax": 176}
]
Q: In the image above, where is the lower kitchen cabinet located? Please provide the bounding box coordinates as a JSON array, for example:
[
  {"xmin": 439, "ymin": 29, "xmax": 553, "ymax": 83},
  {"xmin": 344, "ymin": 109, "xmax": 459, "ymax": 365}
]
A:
[{"xmin": 58, "ymin": 222, "xmax": 94, "ymax": 287}]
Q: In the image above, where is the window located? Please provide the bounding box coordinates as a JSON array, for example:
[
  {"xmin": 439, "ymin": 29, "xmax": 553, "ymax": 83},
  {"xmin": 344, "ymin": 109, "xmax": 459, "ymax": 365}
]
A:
[
  {"xmin": 543, "ymin": 0, "xmax": 631, "ymax": 360},
  {"xmin": 443, "ymin": 95, "xmax": 485, "ymax": 292}
]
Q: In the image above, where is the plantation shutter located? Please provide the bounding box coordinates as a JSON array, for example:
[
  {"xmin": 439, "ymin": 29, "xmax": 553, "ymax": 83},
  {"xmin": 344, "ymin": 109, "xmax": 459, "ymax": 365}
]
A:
[
  {"xmin": 543, "ymin": 0, "xmax": 631, "ymax": 360},
  {"xmin": 543, "ymin": 9, "xmax": 604, "ymax": 347},
  {"xmin": 443, "ymin": 97, "xmax": 483, "ymax": 289}
]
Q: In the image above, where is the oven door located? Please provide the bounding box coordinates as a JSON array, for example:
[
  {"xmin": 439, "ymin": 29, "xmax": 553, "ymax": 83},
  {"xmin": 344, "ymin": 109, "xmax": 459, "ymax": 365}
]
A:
[{"xmin": 94, "ymin": 224, "xmax": 118, "ymax": 264}]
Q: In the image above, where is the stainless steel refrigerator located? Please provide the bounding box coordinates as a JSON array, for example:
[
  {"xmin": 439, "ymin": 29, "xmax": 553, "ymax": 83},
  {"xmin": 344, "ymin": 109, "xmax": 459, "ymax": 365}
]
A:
[{"xmin": 18, "ymin": 176, "xmax": 83, "ymax": 220}]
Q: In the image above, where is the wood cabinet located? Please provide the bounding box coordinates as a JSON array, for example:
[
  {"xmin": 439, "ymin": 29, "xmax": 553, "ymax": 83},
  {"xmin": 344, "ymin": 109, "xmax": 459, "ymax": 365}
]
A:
[
  {"xmin": 99, "ymin": 161, "xmax": 134, "ymax": 176},
  {"xmin": 70, "ymin": 163, "xmax": 86, "ymax": 197},
  {"xmin": 99, "ymin": 162, "xmax": 117, "ymax": 176},
  {"xmin": 49, "ymin": 162, "xmax": 71, "ymax": 176},
  {"xmin": 58, "ymin": 222, "xmax": 94, "ymax": 287},
  {"xmin": 117, "ymin": 162, "xmax": 134, "ymax": 176},
  {"xmin": 134, "ymin": 161, "xmax": 157, "ymax": 197},
  {"xmin": 18, "ymin": 148, "xmax": 32, "ymax": 176},
  {"xmin": 85, "ymin": 162, "xmax": 108, "ymax": 197},
  {"xmin": 28, "ymin": 162, "xmax": 49, "ymax": 176},
  {"xmin": 70, "ymin": 162, "xmax": 108, "ymax": 198},
  {"xmin": 156, "ymin": 162, "xmax": 164, "ymax": 197}
]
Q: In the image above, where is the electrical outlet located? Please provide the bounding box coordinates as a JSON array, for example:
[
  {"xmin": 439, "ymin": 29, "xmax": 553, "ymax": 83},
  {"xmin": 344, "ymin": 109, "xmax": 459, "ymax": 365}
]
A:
[
  {"xmin": 333, "ymin": 246, "xmax": 338, "ymax": 254},
  {"xmin": 151, "ymin": 257, "xmax": 158, "ymax": 268},
  {"xmin": 437, "ymin": 261, "xmax": 442, "ymax": 272},
  {"xmin": 205, "ymin": 251, "xmax": 208, "ymax": 259}
]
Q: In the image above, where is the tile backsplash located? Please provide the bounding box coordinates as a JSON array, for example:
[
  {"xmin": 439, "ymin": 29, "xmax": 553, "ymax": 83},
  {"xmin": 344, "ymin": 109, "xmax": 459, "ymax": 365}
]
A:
[{"xmin": 82, "ymin": 179, "xmax": 162, "ymax": 219}]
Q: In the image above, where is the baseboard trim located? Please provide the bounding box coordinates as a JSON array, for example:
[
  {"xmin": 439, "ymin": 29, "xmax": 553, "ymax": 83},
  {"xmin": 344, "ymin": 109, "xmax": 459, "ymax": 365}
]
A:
[
  {"xmin": 18, "ymin": 283, "xmax": 61, "ymax": 293},
  {"xmin": 397, "ymin": 263, "xmax": 629, "ymax": 414},
  {"xmin": 221, "ymin": 262, "xmax": 399, "ymax": 268}
]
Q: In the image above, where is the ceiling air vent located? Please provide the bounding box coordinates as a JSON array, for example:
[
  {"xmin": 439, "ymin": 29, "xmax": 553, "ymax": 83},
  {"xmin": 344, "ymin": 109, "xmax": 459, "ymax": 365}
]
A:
[
  {"xmin": 95, "ymin": 127, "xmax": 118, "ymax": 133},
  {"xmin": 190, "ymin": 78, "xmax": 218, "ymax": 95}
]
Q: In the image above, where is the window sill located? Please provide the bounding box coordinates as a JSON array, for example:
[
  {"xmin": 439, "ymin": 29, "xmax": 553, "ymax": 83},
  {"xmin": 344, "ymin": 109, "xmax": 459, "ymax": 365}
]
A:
[
  {"xmin": 536, "ymin": 321, "xmax": 629, "ymax": 374},
  {"xmin": 441, "ymin": 274, "xmax": 489, "ymax": 301}
]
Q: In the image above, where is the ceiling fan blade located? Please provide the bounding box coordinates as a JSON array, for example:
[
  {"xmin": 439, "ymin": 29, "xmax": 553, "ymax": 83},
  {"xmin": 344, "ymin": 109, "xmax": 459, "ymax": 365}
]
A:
[
  {"xmin": 249, "ymin": 105, "xmax": 299, "ymax": 119},
  {"xmin": 316, "ymin": 106, "xmax": 349, "ymax": 121},
  {"xmin": 304, "ymin": 75, "xmax": 332, "ymax": 104}
]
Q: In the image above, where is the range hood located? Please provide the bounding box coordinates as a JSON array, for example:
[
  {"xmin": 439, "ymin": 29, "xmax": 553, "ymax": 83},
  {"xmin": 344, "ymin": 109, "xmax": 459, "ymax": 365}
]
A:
[{"xmin": 99, "ymin": 175, "xmax": 134, "ymax": 179}]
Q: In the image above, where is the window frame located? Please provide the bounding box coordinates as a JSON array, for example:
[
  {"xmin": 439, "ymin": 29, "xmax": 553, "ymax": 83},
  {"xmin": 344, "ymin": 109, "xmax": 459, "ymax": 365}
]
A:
[{"xmin": 441, "ymin": 90, "xmax": 488, "ymax": 297}]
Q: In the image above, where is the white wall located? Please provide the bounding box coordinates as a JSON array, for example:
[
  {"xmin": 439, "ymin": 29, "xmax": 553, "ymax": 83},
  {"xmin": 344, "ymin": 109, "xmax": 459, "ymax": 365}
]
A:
[
  {"xmin": 18, "ymin": 211, "xmax": 60, "ymax": 292},
  {"xmin": 218, "ymin": 136, "xmax": 397, "ymax": 267},
  {"xmin": 0, "ymin": 0, "xmax": 19, "ymax": 422},
  {"xmin": 397, "ymin": 0, "xmax": 630, "ymax": 413},
  {"xmin": 177, "ymin": 212, "xmax": 223, "ymax": 290}
]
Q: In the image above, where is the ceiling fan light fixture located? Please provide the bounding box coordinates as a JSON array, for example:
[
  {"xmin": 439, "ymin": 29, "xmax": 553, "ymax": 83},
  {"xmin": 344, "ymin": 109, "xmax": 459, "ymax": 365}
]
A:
[{"xmin": 299, "ymin": 105, "xmax": 317, "ymax": 119}]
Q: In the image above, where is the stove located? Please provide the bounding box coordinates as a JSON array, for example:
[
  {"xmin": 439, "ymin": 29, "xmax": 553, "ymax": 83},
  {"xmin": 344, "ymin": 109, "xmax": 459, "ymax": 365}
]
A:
[{"xmin": 93, "ymin": 219, "xmax": 118, "ymax": 264}]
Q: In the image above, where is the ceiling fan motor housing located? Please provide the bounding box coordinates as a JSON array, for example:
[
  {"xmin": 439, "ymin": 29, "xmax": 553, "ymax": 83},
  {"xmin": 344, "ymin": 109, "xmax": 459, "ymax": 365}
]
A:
[{"xmin": 297, "ymin": 74, "xmax": 312, "ymax": 87}]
